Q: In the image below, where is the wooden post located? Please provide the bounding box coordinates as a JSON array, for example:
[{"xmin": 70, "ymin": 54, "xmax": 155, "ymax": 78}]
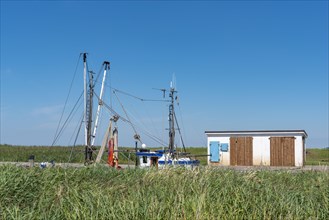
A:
[{"xmin": 28, "ymin": 155, "xmax": 35, "ymax": 168}]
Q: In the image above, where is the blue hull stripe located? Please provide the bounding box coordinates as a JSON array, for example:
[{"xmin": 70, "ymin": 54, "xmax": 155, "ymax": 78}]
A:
[
  {"xmin": 136, "ymin": 152, "xmax": 163, "ymax": 157},
  {"xmin": 158, "ymin": 160, "xmax": 200, "ymax": 165}
]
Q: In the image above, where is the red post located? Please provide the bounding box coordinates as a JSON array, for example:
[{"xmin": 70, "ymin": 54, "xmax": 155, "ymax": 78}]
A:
[{"xmin": 108, "ymin": 138, "xmax": 114, "ymax": 167}]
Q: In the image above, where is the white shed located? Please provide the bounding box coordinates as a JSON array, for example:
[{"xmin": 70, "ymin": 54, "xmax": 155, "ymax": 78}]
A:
[{"xmin": 205, "ymin": 130, "xmax": 307, "ymax": 167}]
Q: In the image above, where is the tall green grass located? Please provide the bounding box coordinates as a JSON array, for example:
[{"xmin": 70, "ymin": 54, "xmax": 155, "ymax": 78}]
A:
[{"xmin": 0, "ymin": 165, "xmax": 328, "ymax": 219}]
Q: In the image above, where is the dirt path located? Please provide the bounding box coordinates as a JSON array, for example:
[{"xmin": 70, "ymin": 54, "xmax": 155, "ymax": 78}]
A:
[
  {"xmin": 212, "ymin": 165, "xmax": 329, "ymax": 172},
  {"xmin": 0, "ymin": 161, "xmax": 328, "ymax": 172}
]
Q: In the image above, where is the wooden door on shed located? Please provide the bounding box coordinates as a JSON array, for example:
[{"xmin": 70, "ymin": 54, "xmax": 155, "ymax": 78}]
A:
[
  {"xmin": 270, "ymin": 137, "xmax": 295, "ymax": 166},
  {"xmin": 230, "ymin": 137, "xmax": 253, "ymax": 166}
]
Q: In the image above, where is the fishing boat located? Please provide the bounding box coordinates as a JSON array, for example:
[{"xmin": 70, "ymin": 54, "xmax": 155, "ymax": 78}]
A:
[
  {"xmin": 54, "ymin": 53, "xmax": 200, "ymax": 168},
  {"xmin": 137, "ymin": 149, "xmax": 200, "ymax": 168},
  {"xmin": 135, "ymin": 82, "xmax": 200, "ymax": 168}
]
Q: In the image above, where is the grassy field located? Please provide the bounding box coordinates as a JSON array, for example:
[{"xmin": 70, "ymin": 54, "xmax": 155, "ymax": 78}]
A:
[
  {"xmin": 0, "ymin": 145, "xmax": 84, "ymax": 163},
  {"xmin": 1, "ymin": 144, "xmax": 328, "ymax": 166},
  {"xmin": 306, "ymin": 148, "xmax": 329, "ymax": 165},
  {"xmin": 0, "ymin": 144, "xmax": 209, "ymax": 165},
  {"xmin": 0, "ymin": 165, "xmax": 328, "ymax": 219}
]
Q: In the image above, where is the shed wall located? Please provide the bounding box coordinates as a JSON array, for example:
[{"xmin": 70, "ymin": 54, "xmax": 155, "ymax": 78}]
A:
[
  {"xmin": 207, "ymin": 133, "xmax": 305, "ymax": 167},
  {"xmin": 295, "ymin": 136, "xmax": 304, "ymax": 166},
  {"xmin": 253, "ymin": 136, "xmax": 270, "ymax": 165},
  {"xmin": 207, "ymin": 136, "xmax": 230, "ymax": 166}
]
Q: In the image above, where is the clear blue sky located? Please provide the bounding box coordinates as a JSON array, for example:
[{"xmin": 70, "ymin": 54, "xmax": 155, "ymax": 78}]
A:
[{"xmin": 1, "ymin": 1, "xmax": 328, "ymax": 148}]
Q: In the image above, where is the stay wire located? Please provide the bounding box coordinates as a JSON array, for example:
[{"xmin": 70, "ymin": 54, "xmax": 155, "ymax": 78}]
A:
[
  {"xmin": 113, "ymin": 91, "xmax": 142, "ymax": 144},
  {"xmin": 52, "ymin": 54, "xmax": 82, "ymax": 146},
  {"xmin": 112, "ymin": 88, "xmax": 170, "ymax": 102},
  {"xmin": 93, "ymin": 92, "xmax": 125, "ymax": 122},
  {"xmin": 51, "ymin": 92, "xmax": 83, "ymax": 146},
  {"xmin": 114, "ymin": 94, "xmax": 148, "ymax": 138},
  {"xmin": 174, "ymin": 111, "xmax": 186, "ymax": 152},
  {"xmin": 94, "ymin": 91, "xmax": 167, "ymax": 147},
  {"xmin": 68, "ymin": 113, "xmax": 84, "ymax": 163},
  {"xmin": 112, "ymin": 87, "xmax": 170, "ymax": 146},
  {"xmin": 94, "ymin": 63, "xmax": 105, "ymax": 86},
  {"xmin": 68, "ymin": 107, "xmax": 83, "ymax": 145},
  {"xmin": 178, "ymin": 104, "xmax": 188, "ymax": 147}
]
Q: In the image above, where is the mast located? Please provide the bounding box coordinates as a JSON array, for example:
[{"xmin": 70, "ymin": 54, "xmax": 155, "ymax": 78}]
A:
[
  {"xmin": 86, "ymin": 69, "xmax": 94, "ymax": 162},
  {"xmin": 83, "ymin": 53, "xmax": 88, "ymax": 147},
  {"xmin": 168, "ymin": 82, "xmax": 176, "ymax": 157},
  {"xmin": 83, "ymin": 53, "xmax": 94, "ymax": 163}
]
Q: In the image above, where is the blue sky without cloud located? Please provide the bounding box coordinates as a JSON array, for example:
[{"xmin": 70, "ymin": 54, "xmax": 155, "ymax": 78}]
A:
[{"xmin": 1, "ymin": 1, "xmax": 328, "ymax": 148}]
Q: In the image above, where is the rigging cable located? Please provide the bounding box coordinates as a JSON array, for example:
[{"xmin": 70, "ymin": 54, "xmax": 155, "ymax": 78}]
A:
[
  {"xmin": 174, "ymin": 111, "xmax": 186, "ymax": 153},
  {"xmin": 68, "ymin": 111, "xmax": 84, "ymax": 145},
  {"xmin": 52, "ymin": 54, "xmax": 82, "ymax": 146},
  {"xmin": 93, "ymin": 62, "xmax": 106, "ymax": 87},
  {"xmin": 113, "ymin": 88, "xmax": 169, "ymax": 102},
  {"xmin": 115, "ymin": 90, "xmax": 161, "ymax": 141},
  {"xmin": 68, "ymin": 116, "xmax": 110, "ymax": 165},
  {"xmin": 113, "ymin": 90, "xmax": 143, "ymax": 144},
  {"xmin": 51, "ymin": 92, "xmax": 83, "ymax": 146},
  {"xmin": 177, "ymin": 103, "xmax": 188, "ymax": 147},
  {"xmin": 93, "ymin": 92, "xmax": 168, "ymax": 146},
  {"xmin": 68, "ymin": 113, "xmax": 84, "ymax": 163},
  {"xmin": 111, "ymin": 87, "xmax": 170, "ymax": 146},
  {"xmin": 93, "ymin": 92, "xmax": 124, "ymax": 121}
]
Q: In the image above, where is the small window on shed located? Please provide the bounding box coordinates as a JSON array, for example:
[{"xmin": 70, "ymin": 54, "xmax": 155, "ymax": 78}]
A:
[{"xmin": 221, "ymin": 143, "xmax": 229, "ymax": 152}]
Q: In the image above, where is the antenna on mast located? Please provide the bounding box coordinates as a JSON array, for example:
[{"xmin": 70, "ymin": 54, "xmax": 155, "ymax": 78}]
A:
[
  {"xmin": 154, "ymin": 74, "xmax": 180, "ymax": 158},
  {"xmin": 152, "ymin": 88, "xmax": 166, "ymax": 98},
  {"xmin": 171, "ymin": 73, "xmax": 176, "ymax": 89}
]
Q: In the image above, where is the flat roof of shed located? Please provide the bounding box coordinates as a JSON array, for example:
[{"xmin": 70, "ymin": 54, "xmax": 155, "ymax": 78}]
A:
[{"xmin": 205, "ymin": 130, "xmax": 308, "ymax": 138}]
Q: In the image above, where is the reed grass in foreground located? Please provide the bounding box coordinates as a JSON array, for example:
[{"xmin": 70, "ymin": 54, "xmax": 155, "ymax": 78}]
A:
[{"xmin": 0, "ymin": 165, "xmax": 328, "ymax": 219}]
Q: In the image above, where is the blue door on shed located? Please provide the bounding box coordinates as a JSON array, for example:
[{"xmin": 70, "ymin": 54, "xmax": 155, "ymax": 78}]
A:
[{"xmin": 210, "ymin": 141, "xmax": 220, "ymax": 162}]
